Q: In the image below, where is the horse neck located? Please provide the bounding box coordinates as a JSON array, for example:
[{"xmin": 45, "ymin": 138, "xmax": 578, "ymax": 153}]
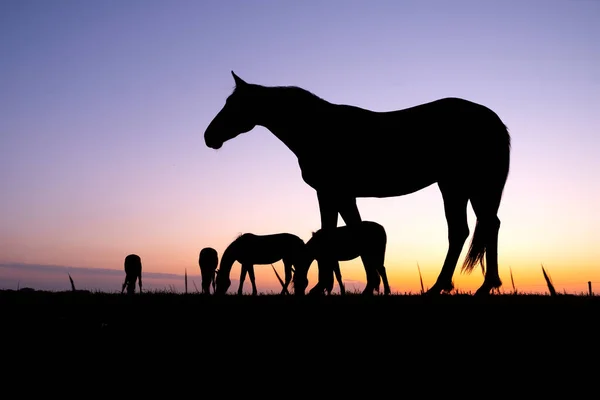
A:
[
  {"xmin": 256, "ymin": 89, "xmax": 324, "ymax": 158},
  {"xmin": 219, "ymin": 245, "xmax": 237, "ymax": 278}
]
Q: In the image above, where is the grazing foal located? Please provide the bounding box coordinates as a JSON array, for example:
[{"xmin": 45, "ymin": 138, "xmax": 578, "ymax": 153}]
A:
[
  {"xmin": 122, "ymin": 254, "xmax": 142, "ymax": 294},
  {"xmin": 214, "ymin": 232, "xmax": 308, "ymax": 295},
  {"xmin": 294, "ymin": 221, "xmax": 391, "ymax": 296},
  {"xmin": 199, "ymin": 247, "xmax": 219, "ymax": 294}
]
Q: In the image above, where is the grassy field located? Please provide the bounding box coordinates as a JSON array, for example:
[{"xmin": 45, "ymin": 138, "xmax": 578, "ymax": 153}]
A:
[
  {"xmin": 4, "ymin": 288, "xmax": 599, "ymax": 334},
  {"xmin": 3, "ymin": 288, "xmax": 598, "ymax": 378}
]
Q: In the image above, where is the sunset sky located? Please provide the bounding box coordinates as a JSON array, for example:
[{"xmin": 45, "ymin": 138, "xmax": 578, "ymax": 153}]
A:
[{"xmin": 1, "ymin": 0, "xmax": 598, "ymax": 294}]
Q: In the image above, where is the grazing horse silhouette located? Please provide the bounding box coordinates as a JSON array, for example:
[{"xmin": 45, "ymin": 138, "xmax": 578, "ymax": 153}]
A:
[
  {"xmin": 204, "ymin": 72, "xmax": 511, "ymax": 295},
  {"xmin": 214, "ymin": 232, "xmax": 309, "ymax": 295},
  {"xmin": 294, "ymin": 221, "xmax": 391, "ymax": 296},
  {"xmin": 199, "ymin": 247, "xmax": 218, "ymax": 294},
  {"xmin": 122, "ymin": 254, "xmax": 142, "ymax": 294}
]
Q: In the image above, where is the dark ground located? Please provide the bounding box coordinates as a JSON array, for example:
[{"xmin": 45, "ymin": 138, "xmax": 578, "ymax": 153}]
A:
[
  {"xmin": 3, "ymin": 289, "xmax": 598, "ymax": 338},
  {"xmin": 2, "ymin": 289, "xmax": 597, "ymax": 391}
]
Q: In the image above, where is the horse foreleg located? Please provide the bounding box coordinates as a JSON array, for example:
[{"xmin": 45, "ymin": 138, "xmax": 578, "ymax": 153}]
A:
[
  {"xmin": 238, "ymin": 264, "xmax": 248, "ymax": 295},
  {"xmin": 338, "ymin": 196, "xmax": 362, "ymax": 226},
  {"xmin": 426, "ymin": 184, "xmax": 469, "ymax": 296},
  {"xmin": 312, "ymin": 258, "xmax": 335, "ymax": 295},
  {"xmin": 281, "ymin": 261, "xmax": 292, "ymax": 295},
  {"xmin": 323, "ymin": 260, "xmax": 336, "ymax": 295},
  {"xmin": 317, "ymin": 191, "xmax": 339, "ymax": 230},
  {"xmin": 332, "ymin": 261, "xmax": 345, "ymax": 295},
  {"xmin": 362, "ymin": 268, "xmax": 381, "ymax": 295},
  {"xmin": 247, "ymin": 264, "xmax": 258, "ymax": 296}
]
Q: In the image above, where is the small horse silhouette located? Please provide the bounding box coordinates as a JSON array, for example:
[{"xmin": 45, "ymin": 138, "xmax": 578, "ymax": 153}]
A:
[
  {"xmin": 122, "ymin": 254, "xmax": 142, "ymax": 295},
  {"xmin": 294, "ymin": 221, "xmax": 391, "ymax": 296},
  {"xmin": 205, "ymin": 72, "xmax": 511, "ymax": 296},
  {"xmin": 199, "ymin": 247, "xmax": 218, "ymax": 294},
  {"xmin": 214, "ymin": 232, "xmax": 308, "ymax": 295}
]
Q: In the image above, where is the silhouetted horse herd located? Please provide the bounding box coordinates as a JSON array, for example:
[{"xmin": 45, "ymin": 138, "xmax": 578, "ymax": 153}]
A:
[
  {"xmin": 124, "ymin": 71, "xmax": 512, "ymax": 297},
  {"xmin": 122, "ymin": 220, "xmax": 391, "ymax": 296}
]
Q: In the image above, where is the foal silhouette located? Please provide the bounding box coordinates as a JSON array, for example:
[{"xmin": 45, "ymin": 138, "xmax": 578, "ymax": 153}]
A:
[
  {"xmin": 199, "ymin": 247, "xmax": 218, "ymax": 294},
  {"xmin": 204, "ymin": 71, "xmax": 511, "ymax": 295},
  {"xmin": 214, "ymin": 232, "xmax": 308, "ymax": 295},
  {"xmin": 122, "ymin": 254, "xmax": 142, "ymax": 294},
  {"xmin": 294, "ymin": 220, "xmax": 391, "ymax": 296}
]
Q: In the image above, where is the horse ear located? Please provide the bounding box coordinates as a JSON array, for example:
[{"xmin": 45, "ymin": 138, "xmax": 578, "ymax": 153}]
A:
[{"xmin": 231, "ymin": 71, "xmax": 247, "ymax": 87}]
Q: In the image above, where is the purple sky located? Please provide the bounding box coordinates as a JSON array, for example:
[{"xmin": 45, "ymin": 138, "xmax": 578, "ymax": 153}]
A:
[{"xmin": 1, "ymin": 0, "xmax": 599, "ymax": 294}]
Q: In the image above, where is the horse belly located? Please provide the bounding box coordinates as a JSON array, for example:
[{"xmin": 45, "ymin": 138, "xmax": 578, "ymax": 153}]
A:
[
  {"xmin": 358, "ymin": 159, "xmax": 438, "ymax": 197},
  {"xmin": 303, "ymin": 155, "xmax": 438, "ymax": 197}
]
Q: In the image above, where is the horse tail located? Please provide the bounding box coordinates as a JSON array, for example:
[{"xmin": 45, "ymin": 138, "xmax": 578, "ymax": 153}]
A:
[
  {"xmin": 462, "ymin": 120, "xmax": 510, "ymax": 275},
  {"xmin": 462, "ymin": 220, "xmax": 486, "ymax": 274}
]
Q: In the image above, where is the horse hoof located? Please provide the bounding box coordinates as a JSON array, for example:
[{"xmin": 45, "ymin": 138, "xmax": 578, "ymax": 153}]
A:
[
  {"xmin": 474, "ymin": 285, "xmax": 499, "ymax": 296},
  {"xmin": 475, "ymin": 279, "xmax": 502, "ymax": 296},
  {"xmin": 424, "ymin": 282, "xmax": 453, "ymax": 296}
]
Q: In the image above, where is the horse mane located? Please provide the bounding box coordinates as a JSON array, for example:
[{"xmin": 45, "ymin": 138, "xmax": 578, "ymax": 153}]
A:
[
  {"xmin": 237, "ymin": 83, "xmax": 330, "ymax": 108},
  {"xmin": 223, "ymin": 232, "xmax": 244, "ymax": 248},
  {"xmin": 272, "ymin": 85, "xmax": 326, "ymax": 102}
]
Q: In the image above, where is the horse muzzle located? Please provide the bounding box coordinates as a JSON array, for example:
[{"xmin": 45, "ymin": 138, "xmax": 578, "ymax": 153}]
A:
[{"xmin": 205, "ymin": 137, "xmax": 223, "ymax": 150}]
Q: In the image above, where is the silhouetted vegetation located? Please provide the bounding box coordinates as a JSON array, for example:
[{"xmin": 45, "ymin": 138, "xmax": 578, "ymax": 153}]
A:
[{"xmin": 4, "ymin": 288, "xmax": 597, "ymax": 331}]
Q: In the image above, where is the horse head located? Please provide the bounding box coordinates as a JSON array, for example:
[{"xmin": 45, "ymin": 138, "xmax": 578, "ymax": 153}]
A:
[
  {"xmin": 214, "ymin": 269, "xmax": 231, "ymax": 295},
  {"xmin": 204, "ymin": 71, "xmax": 257, "ymax": 150},
  {"xmin": 291, "ymin": 251, "xmax": 314, "ymax": 295}
]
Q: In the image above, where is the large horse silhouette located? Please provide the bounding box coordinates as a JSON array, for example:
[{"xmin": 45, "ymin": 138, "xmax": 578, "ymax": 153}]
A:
[
  {"xmin": 294, "ymin": 220, "xmax": 391, "ymax": 296},
  {"xmin": 122, "ymin": 254, "xmax": 142, "ymax": 294},
  {"xmin": 214, "ymin": 232, "xmax": 309, "ymax": 295},
  {"xmin": 199, "ymin": 247, "xmax": 218, "ymax": 294},
  {"xmin": 204, "ymin": 72, "xmax": 511, "ymax": 295}
]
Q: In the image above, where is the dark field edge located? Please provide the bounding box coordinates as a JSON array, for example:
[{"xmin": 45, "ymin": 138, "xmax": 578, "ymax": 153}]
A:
[
  {"xmin": 2, "ymin": 289, "xmax": 599, "ymax": 379},
  {"xmin": 3, "ymin": 289, "xmax": 599, "ymax": 331}
]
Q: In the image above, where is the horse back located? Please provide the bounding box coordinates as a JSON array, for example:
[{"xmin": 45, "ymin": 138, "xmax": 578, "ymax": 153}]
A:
[
  {"xmin": 124, "ymin": 254, "xmax": 142, "ymax": 276},
  {"xmin": 298, "ymin": 98, "xmax": 508, "ymax": 196},
  {"xmin": 237, "ymin": 232, "xmax": 305, "ymax": 264},
  {"xmin": 307, "ymin": 221, "xmax": 386, "ymax": 261}
]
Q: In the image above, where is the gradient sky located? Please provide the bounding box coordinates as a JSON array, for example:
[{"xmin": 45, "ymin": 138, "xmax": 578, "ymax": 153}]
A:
[{"xmin": 1, "ymin": 0, "xmax": 598, "ymax": 294}]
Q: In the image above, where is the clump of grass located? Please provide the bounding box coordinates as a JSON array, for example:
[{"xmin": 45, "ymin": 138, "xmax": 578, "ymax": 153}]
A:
[
  {"xmin": 184, "ymin": 268, "xmax": 188, "ymax": 294},
  {"xmin": 417, "ymin": 262, "xmax": 424, "ymax": 294},
  {"xmin": 68, "ymin": 273, "xmax": 76, "ymax": 291},
  {"xmin": 541, "ymin": 264, "xmax": 557, "ymax": 296},
  {"xmin": 510, "ymin": 267, "xmax": 517, "ymax": 294},
  {"xmin": 66, "ymin": 273, "xmax": 91, "ymax": 293}
]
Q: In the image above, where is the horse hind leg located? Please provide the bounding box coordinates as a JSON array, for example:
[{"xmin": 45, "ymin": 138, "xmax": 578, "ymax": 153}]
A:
[
  {"xmin": 469, "ymin": 190, "xmax": 504, "ymax": 296},
  {"xmin": 379, "ymin": 266, "xmax": 391, "ymax": 295},
  {"xmin": 426, "ymin": 183, "xmax": 470, "ymax": 296}
]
